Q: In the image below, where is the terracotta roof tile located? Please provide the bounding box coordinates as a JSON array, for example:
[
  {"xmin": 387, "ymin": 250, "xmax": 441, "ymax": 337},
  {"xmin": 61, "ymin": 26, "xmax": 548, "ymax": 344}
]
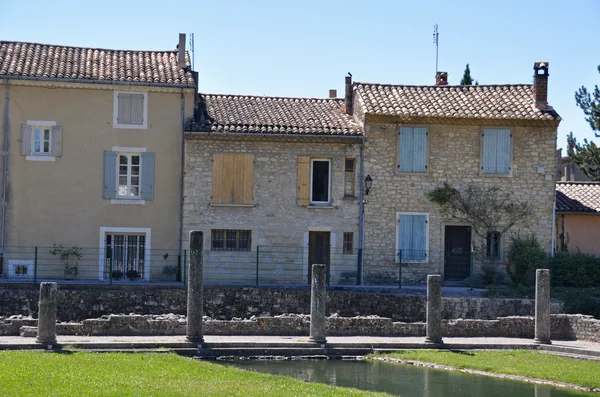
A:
[
  {"xmin": 186, "ymin": 93, "xmax": 362, "ymax": 136},
  {"xmin": 556, "ymin": 182, "xmax": 600, "ymax": 213},
  {"xmin": 354, "ymin": 83, "xmax": 560, "ymax": 121},
  {"xmin": 0, "ymin": 41, "xmax": 195, "ymax": 87}
]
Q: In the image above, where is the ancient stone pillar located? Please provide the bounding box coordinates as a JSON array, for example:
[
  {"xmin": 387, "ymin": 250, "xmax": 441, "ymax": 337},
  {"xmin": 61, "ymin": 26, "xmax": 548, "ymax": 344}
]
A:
[
  {"xmin": 309, "ymin": 263, "xmax": 327, "ymax": 344},
  {"xmin": 534, "ymin": 268, "xmax": 551, "ymax": 344},
  {"xmin": 425, "ymin": 274, "xmax": 443, "ymax": 344},
  {"xmin": 186, "ymin": 231, "xmax": 204, "ymax": 343},
  {"xmin": 36, "ymin": 282, "xmax": 57, "ymax": 345}
]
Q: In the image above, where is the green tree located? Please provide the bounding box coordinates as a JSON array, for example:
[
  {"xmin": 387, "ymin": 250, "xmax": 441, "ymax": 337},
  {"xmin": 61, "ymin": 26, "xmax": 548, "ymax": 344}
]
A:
[
  {"xmin": 460, "ymin": 63, "xmax": 474, "ymax": 85},
  {"xmin": 575, "ymin": 65, "xmax": 600, "ymax": 136},
  {"xmin": 567, "ymin": 132, "xmax": 600, "ymax": 181}
]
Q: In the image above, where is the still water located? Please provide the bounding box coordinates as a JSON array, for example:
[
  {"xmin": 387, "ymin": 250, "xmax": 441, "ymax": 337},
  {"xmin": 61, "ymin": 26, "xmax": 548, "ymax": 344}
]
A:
[{"xmin": 218, "ymin": 359, "xmax": 591, "ymax": 396}]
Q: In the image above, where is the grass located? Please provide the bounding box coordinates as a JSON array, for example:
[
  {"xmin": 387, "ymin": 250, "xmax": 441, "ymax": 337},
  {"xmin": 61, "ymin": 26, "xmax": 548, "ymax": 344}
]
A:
[
  {"xmin": 372, "ymin": 350, "xmax": 600, "ymax": 388},
  {"xmin": 0, "ymin": 351, "xmax": 391, "ymax": 397}
]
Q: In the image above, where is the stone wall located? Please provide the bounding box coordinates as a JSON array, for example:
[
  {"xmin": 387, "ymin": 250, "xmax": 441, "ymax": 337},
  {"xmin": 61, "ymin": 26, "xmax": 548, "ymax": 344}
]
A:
[
  {"xmin": 183, "ymin": 136, "xmax": 361, "ymax": 284},
  {"xmin": 0, "ymin": 286, "xmax": 562, "ymax": 322},
  {"xmin": 361, "ymin": 121, "xmax": 557, "ymax": 285}
]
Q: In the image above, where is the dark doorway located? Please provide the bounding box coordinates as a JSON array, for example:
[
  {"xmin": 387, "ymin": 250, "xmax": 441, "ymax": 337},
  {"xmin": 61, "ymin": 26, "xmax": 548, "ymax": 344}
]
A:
[
  {"xmin": 308, "ymin": 231, "xmax": 330, "ymax": 283},
  {"xmin": 444, "ymin": 226, "xmax": 472, "ymax": 281}
]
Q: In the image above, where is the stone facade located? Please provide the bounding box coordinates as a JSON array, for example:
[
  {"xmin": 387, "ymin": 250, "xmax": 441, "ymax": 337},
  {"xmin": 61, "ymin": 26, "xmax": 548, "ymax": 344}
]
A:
[
  {"xmin": 183, "ymin": 136, "xmax": 362, "ymax": 284},
  {"xmin": 361, "ymin": 121, "xmax": 557, "ymax": 285}
]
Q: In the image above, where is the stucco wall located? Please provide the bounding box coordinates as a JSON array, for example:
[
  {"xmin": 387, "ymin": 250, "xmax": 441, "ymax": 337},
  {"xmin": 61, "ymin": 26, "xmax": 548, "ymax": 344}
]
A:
[
  {"xmin": 362, "ymin": 121, "xmax": 557, "ymax": 285},
  {"xmin": 0, "ymin": 80, "xmax": 194, "ymax": 280},
  {"xmin": 558, "ymin": 213, "xmax": 600, "ymax": 255},
  {"xmin": 183, "ymin": 136, "xmax": 361, "ymax": 284}
]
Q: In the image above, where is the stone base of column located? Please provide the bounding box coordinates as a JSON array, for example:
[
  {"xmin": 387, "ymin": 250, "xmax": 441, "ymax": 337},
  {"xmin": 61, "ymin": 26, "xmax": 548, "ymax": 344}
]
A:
[
  {"xmin": 424, "ymin": 337, "xmax": 443, "ymax": 344},
  {"xmin": 533, "ymin": 337, "xmax": 552, "ymax": 345},
  {"xmin": 186, "ymin": 336, "xmax": 204, "ymax": 344},
  {"xmin": 309, "ymin": 336, "xmax": 327, "ymax": 344}
]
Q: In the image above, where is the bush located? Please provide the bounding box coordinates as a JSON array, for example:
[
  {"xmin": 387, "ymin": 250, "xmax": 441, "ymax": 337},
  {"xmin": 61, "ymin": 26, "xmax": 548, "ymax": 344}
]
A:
[
  {"xmin": 554, "ymin": 288, "xmax": 600, "ymax": 319},
  {"xmin": 550, "ymin": 253, "xmax": 600, "ymax": 288},
  {"xmin": 466, "ymin": 264, "xmax": 508, "ymax": 288},
  {"xmin": 507, "ymin": 235, "xmax": 546, "ymax": 285}
]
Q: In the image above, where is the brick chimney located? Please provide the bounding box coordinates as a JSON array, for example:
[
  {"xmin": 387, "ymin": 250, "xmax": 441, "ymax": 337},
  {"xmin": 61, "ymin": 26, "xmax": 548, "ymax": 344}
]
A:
[
  {"xmin": 533, "ymin": 62, "xmax": 549, "ymax": 109},
  {"xmin": 435, "ymin": 71, "xmax": 448, "ymax": 86},
  {"xmin": 329, "ymin": 89, "xmax": 337, "ymax": 99},
  {"xmin": 345, "ymin": 74, "xmax": 353, "ymax": 115}
]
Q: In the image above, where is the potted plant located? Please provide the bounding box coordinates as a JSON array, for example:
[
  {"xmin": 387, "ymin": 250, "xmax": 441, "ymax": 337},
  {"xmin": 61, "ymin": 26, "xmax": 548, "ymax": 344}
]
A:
[
  {"xmin": 162, "ymin": 265, "xmax": 178, "ymax": 281},
  {"xmin": 111, "ymin": 269, "xmax": 123, "ymax": 280},
  {"xmin": 126, "ymin": 269, "xmax": 140, "ymax": 280},
  {"xmin": 50, "ymin": 244, "xmax": 83, "ymax": 280}
]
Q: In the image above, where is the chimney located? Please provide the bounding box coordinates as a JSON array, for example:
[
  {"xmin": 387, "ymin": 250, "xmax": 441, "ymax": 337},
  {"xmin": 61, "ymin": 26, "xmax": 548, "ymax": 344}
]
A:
[
  {"xmin": 533, "ymin": 62, "xmax": 549, "ymax": 109},
  {"xmin": 345, "ymin": 74, "xmax": 353, "ymax": 115},
  {"xmin": 329, "ymin": 89, "xmax": 337, "ymax": 99},
  {"xmin": 178, "ymin": 33, "xmax": 186, "ymax": 69},
  {"xmin": 435, "ymin": 71, "xmax": 448, "ymax": 86}
]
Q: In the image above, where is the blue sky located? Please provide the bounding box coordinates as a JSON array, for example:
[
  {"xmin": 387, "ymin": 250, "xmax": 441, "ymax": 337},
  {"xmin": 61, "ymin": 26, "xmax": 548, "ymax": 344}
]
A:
[{"xmin": 1, "ymin": 0, "xmax": 598, "ymax": 149}]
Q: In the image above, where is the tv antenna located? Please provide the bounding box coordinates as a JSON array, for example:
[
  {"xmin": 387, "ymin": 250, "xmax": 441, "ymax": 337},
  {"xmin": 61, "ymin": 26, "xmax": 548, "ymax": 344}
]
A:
[{"xmin": 433, "ymin": 24, "xmax": 439, "ymax": 75}]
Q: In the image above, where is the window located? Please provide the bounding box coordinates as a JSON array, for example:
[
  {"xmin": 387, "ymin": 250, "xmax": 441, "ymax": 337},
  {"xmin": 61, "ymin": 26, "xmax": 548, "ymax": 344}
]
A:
[
  {"xmin": 486, "ymin": 231, "xmax": 501, "ymax": 259},
  {"xmin": 344, "ymin": 158, "xmax": 356, "ymax": 197},
  {"xmin": 211, "ymin": 229, "xmax": 251, "ymax": 251},
  {"xmin": 343, "ymin": 232, "xmax": 354, "ymax": 254},
  {"xmin": 113, "ymin": 91, "xmax": 148, "ymax": 129},
  {"xmin": 482, "ymin": 128, "xmax": 511, "ymax": 174},
  {"xmin": 398, "ymin": 127, "xmax": 427, "ymax": 172},
  {"xmin": 396, "ymin": 213, "xmax": 428, "ymax": 262},
  {"xmin": 20, "ymin": 122, "xmax": 62, "ymax": 161},
  {"xmin": 103, "ymin": 148, "xmax": 155, "ymax": 202},
  {"xmin": 211, "ymin": 153, "xmax": 254, "ymax": 205},
  {"xmin": 310, "ymin": 159, "xmax": 331, "ymax": 204},
  {"xmin": 105, "ymin": 233, "xmax": 146, "ymax": 278}
]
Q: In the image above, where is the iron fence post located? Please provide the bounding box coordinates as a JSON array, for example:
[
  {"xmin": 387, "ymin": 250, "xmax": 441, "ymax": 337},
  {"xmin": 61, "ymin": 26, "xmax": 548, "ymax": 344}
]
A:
[
  {"xmin": 109, "ymin": 250, "xmax": 113, "ymax": 286},
  {"xmin": 255, "ymin": 245, "xmax": 259, "ymax": 286},
  {"xmin": 183, "ymin": 249, "xmax": 187, "ymax": 286},
  {"xmin": 327, "ymin": 247, "xmax": 331, "ymax": 287},
  {"xmin": 33, "ymin": 247, "xmax": 38, "ymax": 285},
  {"xmin": 398, "ymin": 249, "xmax": 402, "ymax": 289}
]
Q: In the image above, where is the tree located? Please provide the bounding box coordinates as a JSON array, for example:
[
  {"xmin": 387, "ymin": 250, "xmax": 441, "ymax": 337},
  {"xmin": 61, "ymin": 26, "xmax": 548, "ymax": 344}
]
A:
[
  {"xmin": 460, "ymin": 64, "xmax": 474, "ymax": 85},
  {"xmin": 575, "ymin": 65, "xmax": 600, "ymax": 136},
  {"xmin": 567, "ymin": 132, "xmax": 600, "ymax": 181}
]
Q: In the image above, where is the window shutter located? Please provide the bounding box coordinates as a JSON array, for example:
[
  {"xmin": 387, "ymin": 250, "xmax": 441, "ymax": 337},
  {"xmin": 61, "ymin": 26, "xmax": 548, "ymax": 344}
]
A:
[
  {"xmin": 51, "ymin": 126, "xmax": 62, "ymax": 157},
  {"xmin": 496, "ymin": 129, "xmax": 511, "ymax": 174},
  {"xmin": 398, "ymin": 215, "xmax": 413, "ymax": 260},
  {"xmin": 141, "ymin": 152, "xmax": 155, "ymax": 200},
  {"xmin": 20, "ymin": 124, "xmax": 32, "ymax": 156},
  {"xmin": 117, "ymin": 93, "xmax": 130, "ymax": 124},
  {"xmin": 212, "ymin": 153, "xmax": 231, "ymax": 204},
  {"xmin": 413, "ymin": 128, "xmax": 427, "ymax": 172},
  {"xmin": 398, "ymin": 128, "xmax": 414, "ymax": 172},
  {"xmin": 233, "ymin": 154, "xmax": 254, "ymax": 205},
  {"xmin": 482, "ymin": 129, "xmax": 498, "ymax": 174},
  {"xmin": 297, "ymin": 156, "xmax": 310, "ymax": 206},
  {"xmin": 130, "ymin": 94, "xmax": 144, "ymax": 125},
  {"xmin": 412, "ymin": 215, "xmax": 427, "ymax": 261},
  {"xmin": 103, "ymin": 151, "xmax": 117, "ymax": 199}
]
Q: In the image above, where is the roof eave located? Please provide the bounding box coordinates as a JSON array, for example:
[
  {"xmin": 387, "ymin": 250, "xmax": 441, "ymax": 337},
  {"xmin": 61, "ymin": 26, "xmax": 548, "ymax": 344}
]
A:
[{"xmin": 0, "ymin": 74, "xmax": 196, "ymax": 89}]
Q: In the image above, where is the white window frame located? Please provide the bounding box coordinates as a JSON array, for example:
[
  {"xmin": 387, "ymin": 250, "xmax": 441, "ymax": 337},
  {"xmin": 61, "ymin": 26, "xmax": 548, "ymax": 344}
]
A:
[
  {"xmin": 98, "ymin": 227, "xmax": 151, "ymax": 281},
  {"xmin": 395, "ymin": 212, "xmax": 430, "ymax": 263},
  {"xmin": 113, "ymin": 91, "xmax": 148, "ymax": 129},
  {"xmin": 116, "ymin": 152, "xmax": 142, "ymax": 200},
  {"xmin": 8, "ymin": 259, "xmax": 34, "ymax": 280},
  {"xmin": 25, "ymin": 120, "xmax": 56, "ymax": 162},
  {"xmin": 309, "ymin": 158, "xmax": 332, "ymax": 205}
]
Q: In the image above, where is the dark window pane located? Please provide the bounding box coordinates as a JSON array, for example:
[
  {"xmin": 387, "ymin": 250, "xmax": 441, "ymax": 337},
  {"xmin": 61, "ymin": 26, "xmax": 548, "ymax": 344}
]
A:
[
  {"xmin": 312, "ymin": 160, "xmax": 330, "ymax": 202},
  {"xmin": 345, "ymin": 158, "xmax": 355, "ymax": 172},
  {"xmin": 343, "ymin": 232, "xmax": 353, "ymax": 254},
  {"xmin": 226, "ymin": 231, "xmax": 237, "ymax": 250},
  {"xmin": 212, "ymin": 230, "xmax": 224, "ymax": 250},
  {"xmin": 239, "ymin": 231, "xmax": 251, "ymax": 250}
]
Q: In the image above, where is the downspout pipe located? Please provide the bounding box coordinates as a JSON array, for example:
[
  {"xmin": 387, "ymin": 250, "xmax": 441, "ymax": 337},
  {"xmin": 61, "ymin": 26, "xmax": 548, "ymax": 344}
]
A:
[
  {"xmin": 357, "ymin": 135, "xmax": 365, "ymax": 285},
  {"xmin": 1, "ymin": 79, "xmax": 9, "ymax": 275}
]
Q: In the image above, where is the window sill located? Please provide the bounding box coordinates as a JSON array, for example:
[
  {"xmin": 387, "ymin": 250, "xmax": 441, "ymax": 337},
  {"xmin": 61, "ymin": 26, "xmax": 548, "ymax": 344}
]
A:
[
  {"xmin": 26, "ymin": 155, "xmax": 56, "ymax": 162},
  {"xmin": 210, "ymin": 203, "xmax": 256, "ymax": 208},
  {"xmin": 113, "ymin": 124, "xmax": 147, "ymax": 130},
  {"xmin": 111, "ymin": 199, "xmax": 146, "ymax": 205},
  {"xmin": 342, "ymin": 196, "xmax": 357, "ymax": 200},
  {"xmin": 308, "ymin": 204, "xmax": 336, "ymax": 209},
  {"xmin": 480, "ymin": 172, "xmax": 512, "ymax": 178}
]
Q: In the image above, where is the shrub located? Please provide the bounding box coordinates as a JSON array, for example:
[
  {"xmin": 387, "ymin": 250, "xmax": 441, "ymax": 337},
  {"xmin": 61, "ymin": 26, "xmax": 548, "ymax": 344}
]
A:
[
  {"xmin": 466, "ymin": 264, "xmax": 508, "ymax": 288},
  {"xmin": 550, "ymin": 253, "xmax": 600, "ymax": 288},
  {"xmin": 507, "ymin": 235, "xmax": 546, "ymax": 285}
]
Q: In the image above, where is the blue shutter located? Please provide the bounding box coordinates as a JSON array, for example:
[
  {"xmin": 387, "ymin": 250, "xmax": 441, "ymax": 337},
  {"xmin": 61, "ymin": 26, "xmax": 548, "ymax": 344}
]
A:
[
  {"xmin": 411, "ymin": 215, "xmax": 427, "ymax": 261},
  {"xmin": 398, "ymin": 215, "xmax": 413, "ymax": 260},
  {"xmin": 496, "ymin": 129, "xmax": 511, "ymax": 174},
  {"xmin": 413, "ymin": 128, "xmax": 427, "ymax": 172},
  {"xmin": 103, "ymin": 151, "xmax": 117, "ymax": 199},
  {"xmin": 141, "ymin": 152, "xmax": 155, "ymax": 200},
  {"xmin": 399, "ymin": 128, "xmax": 414, "ymax": 172},
  {"xmin": 482, "ymin": 129, "xmax": 498, "ymax": 174}
]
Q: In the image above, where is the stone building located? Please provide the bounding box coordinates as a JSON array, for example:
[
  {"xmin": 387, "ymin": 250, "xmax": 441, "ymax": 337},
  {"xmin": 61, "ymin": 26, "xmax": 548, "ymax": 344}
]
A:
[
  {"xmin": 351, "ymin": 64, "xmax": 561, "ymax": 284},
  {"xmin": 183, "ymin": 93, "xmax": 363, "ymax": 284}
]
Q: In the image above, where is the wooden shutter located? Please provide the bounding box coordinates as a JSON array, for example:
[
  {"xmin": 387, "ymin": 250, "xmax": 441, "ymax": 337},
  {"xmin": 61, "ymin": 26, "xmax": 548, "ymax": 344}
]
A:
[
  {"xmin": 103, "ymin": 151, "xmax": 117, "ymax": 199},
  {"xmin": 398, "ymin": 215, "xmax": 413, "ymax": 260},
  {"xmin": 412, "ymin": 215, "xmax": 427, "ymax": 261},
  {"xmin": 398, "ymin": 128, "xmax": 414, "ymax": 172},
  {"xmin": 212, "ymin": 153, "xmax": 254, "ymax": 204},
  {"xmin": 483, "ymin": 129, "xmax": 511, "ymax": 174},
  {"xmin": 117, "ymin": 93, "xmax": 144, "ymax": 125},
  {"xmin": 413, "ymin": 128, "xmax": 427, "ymax": 172},
  {"xmin": 212, "ymin": 153, "xmax": 229, "ymax": 204},
  {"xmin": 51, "ymin": 126, "xmax": 62, "ymax": 157},
  {"xmin": 20, "ymin": 124, "xmax": 32, "ymax": 156},
  {"xmin": 297, "ymin": 156, "xmax": 310, "ymax": 206},
  {"xmin": 141, "ymin": 152, "xmax": 155, "ymax": 200},
  {"xmin": 496, "ymin": 129, "xmax": 511, "ymax": 174}
]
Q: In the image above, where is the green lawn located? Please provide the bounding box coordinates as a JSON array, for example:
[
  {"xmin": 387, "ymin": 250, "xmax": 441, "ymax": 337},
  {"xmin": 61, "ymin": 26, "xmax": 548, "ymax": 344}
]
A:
[
  {"xmin": 0, "ymin": 351, "xmax": 391, "ymax": 397},
  {"xmin": 372, "ymin": 350, "xmax": 600, "ymax": 388}
]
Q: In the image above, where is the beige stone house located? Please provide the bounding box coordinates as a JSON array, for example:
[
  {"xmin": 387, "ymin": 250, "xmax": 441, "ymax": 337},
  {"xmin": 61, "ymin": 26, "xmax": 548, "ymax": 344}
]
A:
[
  {"xmin": 353, "ymin": 64, "xmax": 561, "ymax": 284},
  {"xmin": 556, "ymin": 182, "xmax": 600, "ymax": 255},
  {"xmin": 184, "ymin": 93, "xmax": 363, "ymax": 284},
  {"xmin": 0, "ymin": 38, "xmax": 196, "ymax": 281}
]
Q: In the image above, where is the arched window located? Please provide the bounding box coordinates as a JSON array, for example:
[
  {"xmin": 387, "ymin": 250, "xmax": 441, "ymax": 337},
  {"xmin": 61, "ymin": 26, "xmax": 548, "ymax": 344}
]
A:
[{"xmin": 486, "ymin": 231, "xmax": 501, "ymax": 259}]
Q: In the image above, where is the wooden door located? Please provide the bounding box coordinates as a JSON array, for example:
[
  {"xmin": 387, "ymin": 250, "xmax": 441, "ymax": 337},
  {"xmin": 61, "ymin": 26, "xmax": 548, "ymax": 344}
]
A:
[
  {"xmin": 308, "ymin": 231, "xmax": 330, "ymax": 283},
  {"xmin": 444, "ymin": 226, "xmax": 471, "ymax": 281}
]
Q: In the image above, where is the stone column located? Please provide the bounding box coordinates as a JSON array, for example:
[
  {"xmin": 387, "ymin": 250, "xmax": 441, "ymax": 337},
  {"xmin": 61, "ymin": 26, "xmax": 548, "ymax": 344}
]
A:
[
  {"xmin": 186, "ymin": 231, "xmax": 204, "ymax": 343},
  {"xmin": 534, "ymin": 268, "xmax": 551, "ymax": 344},
  {"xmin": 309, "ymin": 263, "xmax": 327, "ymax": 344},
  {"xmin": 425, "ymin": 274, "xmax": 443, "ymax": 344},
  {"xmin": 36, "ymin": 282, "xmax": 57, "ymax": 345}
]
